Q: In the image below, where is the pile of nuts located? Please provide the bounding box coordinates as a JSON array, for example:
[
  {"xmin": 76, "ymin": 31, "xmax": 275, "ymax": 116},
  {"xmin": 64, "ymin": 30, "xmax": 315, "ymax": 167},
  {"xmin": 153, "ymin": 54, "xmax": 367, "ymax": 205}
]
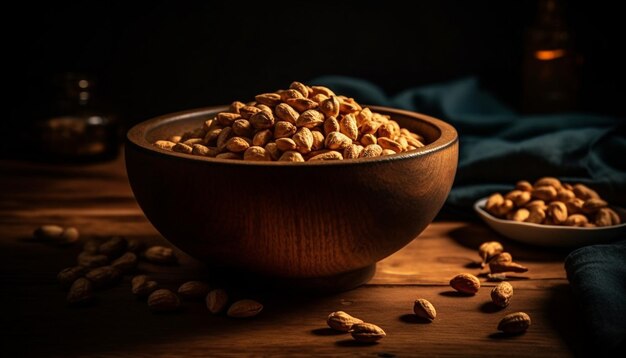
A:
[
  {"xmin": 485, "ymin": 177, "xmax": 622, "ymax": 227},
  {"xmin": 153, "ymin": 81, "xmax": 426, "ymax": 161},
  {"xmin": 48, "ymin": 227, "xmax": 262, "ymax": 318}
]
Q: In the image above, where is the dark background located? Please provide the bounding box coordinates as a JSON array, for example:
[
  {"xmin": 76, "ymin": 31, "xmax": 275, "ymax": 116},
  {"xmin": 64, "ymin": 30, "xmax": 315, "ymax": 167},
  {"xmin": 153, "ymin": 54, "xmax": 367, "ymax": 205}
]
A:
[{"xmin": 5, "ymin": 0, "xmax": 626, "ymax": 136}]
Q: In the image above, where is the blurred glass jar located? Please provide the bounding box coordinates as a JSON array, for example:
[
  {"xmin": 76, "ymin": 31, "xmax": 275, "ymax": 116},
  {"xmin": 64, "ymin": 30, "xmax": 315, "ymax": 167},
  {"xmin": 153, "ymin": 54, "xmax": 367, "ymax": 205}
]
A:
[
  {"xmin": 32, "ymin": 73, "xmax": 120, "ymax": 162},
  {"xmin": 522, "ymin": 0, "xmax": 581, "ymax": 113}
]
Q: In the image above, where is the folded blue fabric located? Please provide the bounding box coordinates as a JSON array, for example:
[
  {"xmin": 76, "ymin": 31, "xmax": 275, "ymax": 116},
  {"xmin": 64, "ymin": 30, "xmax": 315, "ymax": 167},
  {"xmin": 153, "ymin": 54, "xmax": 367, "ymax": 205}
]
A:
[
  {"xmin": 565, "ymin": 241, "xmax": 626, "ymax": 353},
  {"xmin": 311, "ymin": 75, "xmax": 626, "ymax": 215},
  {"xmin": 313, "ymin": 75, "xmax": 626, "ymax": 352}
]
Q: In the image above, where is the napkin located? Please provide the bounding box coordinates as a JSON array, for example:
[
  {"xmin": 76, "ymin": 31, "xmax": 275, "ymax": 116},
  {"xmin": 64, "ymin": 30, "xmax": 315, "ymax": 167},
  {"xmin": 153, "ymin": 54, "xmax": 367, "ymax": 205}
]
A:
[
  {"xmin": 565, "ymin": 241, "xmax": 626, "ymax": 353},
  {"xmin": 311, "ymin": 75, "xmax": 626, "ymax": 217}
]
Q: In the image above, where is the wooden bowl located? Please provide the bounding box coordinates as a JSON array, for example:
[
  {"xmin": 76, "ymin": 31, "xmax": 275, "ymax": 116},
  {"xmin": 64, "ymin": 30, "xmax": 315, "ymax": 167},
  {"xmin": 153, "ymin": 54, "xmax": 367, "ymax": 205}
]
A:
[{"xmin": 126, "ymin": 106, "xmax": 458, "ymax": 289}]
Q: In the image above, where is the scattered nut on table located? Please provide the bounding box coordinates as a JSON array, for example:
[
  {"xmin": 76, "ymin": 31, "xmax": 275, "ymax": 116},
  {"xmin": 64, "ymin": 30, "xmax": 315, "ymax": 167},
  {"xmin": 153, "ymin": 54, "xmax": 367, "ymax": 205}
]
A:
[
  {"xmin": 148, "ymin": 289, "xmax": 181, "ymax": 312},
  {"xmin": 143, "ymin": 245, "xmax": 177, "ymax": 264},
  {"xmin": 131, "ymin": 275, "xmax": 159, "ymax": 297},
  {"xmin": 350, "ymin": 322, "xmax": 386, "ymax": 343},
  {"xmin": 498, "ymin": 312, "xmax": 531, "ymax": 334},
  {"xmin": 450, "ymin": 273, "xmax": 481, "ymax": 294},
  {"xmin": 33, "ymin": 225, "xmax": 80, "ymax": 245},
  {"xmin": 206, "ymin": 289, "xmax": 229, "ymax": 314},
  {"xmin": 177, "ymin": 281, "xmax": 211, "ymax": 300},
  {"xmin": 491, "ymin": 282, "xmax": 514, "ymax": 307},
  {"xmin": 226, "ymin": 299, "xmax": 263, "ymax": 318},
  {"xmin": 478, "ymin": 241, "xmax": 503, "ymax": 268},
  {"xmin": 327, "ymin": 311, "xmax": 364, "ymax": 332}
]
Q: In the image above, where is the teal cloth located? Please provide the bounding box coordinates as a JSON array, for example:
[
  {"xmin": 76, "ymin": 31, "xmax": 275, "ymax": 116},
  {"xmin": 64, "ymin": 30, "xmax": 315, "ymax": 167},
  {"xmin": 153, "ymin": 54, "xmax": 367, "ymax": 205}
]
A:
[
  {"xmin": 313, "ymin": 75, "xmax": 626, "ymax": 353},
  {"xmin": 311, "ymin": 76, "xmax": 626, "ymax": 213},
  {"xmin": 565, "ymin": 241, "xmax": 626, "ymax": 354}
]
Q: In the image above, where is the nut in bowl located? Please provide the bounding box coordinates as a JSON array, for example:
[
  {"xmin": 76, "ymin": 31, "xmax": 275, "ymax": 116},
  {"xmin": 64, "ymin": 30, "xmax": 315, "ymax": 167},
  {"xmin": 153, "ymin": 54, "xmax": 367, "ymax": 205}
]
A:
[
  {"xmin": 125, "ymin": 83, "xmax": 458, "ymax": 291},
  {"xmin": 474, "ymin": 178, "xmax": 626, "ymax": 247}
]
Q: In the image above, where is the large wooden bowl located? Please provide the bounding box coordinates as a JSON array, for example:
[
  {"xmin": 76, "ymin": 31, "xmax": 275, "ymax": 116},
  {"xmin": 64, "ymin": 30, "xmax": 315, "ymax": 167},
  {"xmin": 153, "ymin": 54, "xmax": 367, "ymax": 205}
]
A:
[{"xmin": 126, "ymin": 106, "xmax": 458, "ymax": 288}]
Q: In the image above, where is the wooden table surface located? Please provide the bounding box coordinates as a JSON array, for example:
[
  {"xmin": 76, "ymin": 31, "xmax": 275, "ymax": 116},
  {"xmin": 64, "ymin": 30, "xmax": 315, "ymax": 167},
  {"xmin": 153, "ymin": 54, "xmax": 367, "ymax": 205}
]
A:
[{"xmin": 0, "ymin": 154, "xmax": 590, "ymax": 357}]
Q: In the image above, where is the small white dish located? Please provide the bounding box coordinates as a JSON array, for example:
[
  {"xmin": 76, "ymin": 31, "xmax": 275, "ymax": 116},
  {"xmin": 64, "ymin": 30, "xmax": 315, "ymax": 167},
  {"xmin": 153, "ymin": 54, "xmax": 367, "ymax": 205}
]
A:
[{"xmin": 474, "ymin": 198, "xmax": 626, "ymax": 247}]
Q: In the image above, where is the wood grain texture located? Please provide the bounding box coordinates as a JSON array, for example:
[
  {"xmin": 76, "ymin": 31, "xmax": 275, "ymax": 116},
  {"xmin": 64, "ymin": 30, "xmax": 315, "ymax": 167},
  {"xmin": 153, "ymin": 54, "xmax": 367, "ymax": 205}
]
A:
[
  {"xmin": 125, "ymin": 106, "xmax": 459, "ymax": 280},
  {"xmin": 0, "ymin": 155, "xmax": 590, "ymax": 357}
]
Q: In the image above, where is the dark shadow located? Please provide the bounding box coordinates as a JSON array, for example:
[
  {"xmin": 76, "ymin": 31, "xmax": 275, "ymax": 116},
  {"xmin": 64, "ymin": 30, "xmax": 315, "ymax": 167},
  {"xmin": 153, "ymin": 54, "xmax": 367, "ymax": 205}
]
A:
[
  {"xmin": 479, "ymin": 302, "xmax": 505, "ymax": 313},
  {"xmin": 543, "ymin": 284, "xmax": 594, "ymax": 357},
  {"xmin": 448, "ymin": 223, "xmax": 572, "ymax": 262},
  {"xmin": 439, "ymin": 290, "xmax": 475, "ymax": 297},
  {"xmin": 203, "ymin": 263, "xmax": 375, "ymax": 296},
  {"xmin": 67, "ymin": 299, "xmax": 98, "ymax": 308},
  {"xmin": 335, "ymin": 339, "xmax": 379, "ymax": 347},
  {"xmin": 476, "ymin": 272, "xmax": 492, "ymax": 279},
  {"xmin": 311, "ymin": 328, "xmax": 345, "ymax": 336},
  {"xmin": 18, "ymin": 235, "xmax": 39, "ymax": 243},
  {"xmin": 149, "ymin": 309, "xmax": 185, "ymax": 315},
  {"xmin": 399, "ymin": 313, "xmax": 432, "ymax": 324},
  {"xmin": 488, "ymin": 332, "xmax": 525, "ymax": 339},
  {"xmin": 465, "ymin": 261, "xmax": 483, "ymax": 269},
  {"xmin": 447, "ymin": 223, "xmax": 505, "ymax": 250}
]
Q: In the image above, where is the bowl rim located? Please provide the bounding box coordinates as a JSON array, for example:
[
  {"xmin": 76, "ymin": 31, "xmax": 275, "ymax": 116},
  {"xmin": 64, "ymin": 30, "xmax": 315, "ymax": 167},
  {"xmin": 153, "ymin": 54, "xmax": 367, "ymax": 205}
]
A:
[{"xmin": 126, "ymin": 105, "xmax": 458, "ymax": 166}]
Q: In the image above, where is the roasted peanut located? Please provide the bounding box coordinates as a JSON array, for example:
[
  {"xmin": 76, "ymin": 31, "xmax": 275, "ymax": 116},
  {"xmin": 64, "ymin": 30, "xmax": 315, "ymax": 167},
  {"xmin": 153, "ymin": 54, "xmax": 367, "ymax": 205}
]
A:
[
  {"xmin": 226, "ymin": 299, "xmax": 263, "ymax": 318},
  {"xmin": 487, "ymin": 180, "xmax": 619, "ymax": 227},
  {"xmin": 178, "ymin": 281, "xmax": 211, "ymax": 300},
  {"xmin": 450, "ymin": 273, "xmax": 480, "ymax": 294},
  {"xmin": 154, "ymin": 82, "xmax": 426, "ymax": 161},
  {"xmin": 350, "ymin": 323, "xmax": 386, "ymax": 342},
  {"xmin": 143, "ymin": 246, "xmax": 176, "ymax": 264},
  {"xmin": 132, "ymin": 275, "xmax": 159, "ymax": 297},
  {"xmin": 498, "ymin": 312, "xmax": 531, "ymax": 334},
  {"xmin": 478, "ymin": 241, "xmax": 504, "ymax": 267},
  {"xmin": 57, "ymin": 266, "xmax": 89, "ymax": 288},
  {"xmin": 206, "ymin": 289, "xmax": 229, "ymax": 314},
  {"xmin": 413, "ymin": 299, "xmax": 436, "ymax": 320},
  {"xmin": 327, "ymin": 311, "xmax": 364, "ymax": 331},
  {"xmin": 148, "ymin": 289, "xmax": 181, "ymax": 312},
  {"xmin": 491, "ymin": 282, "xmax": 513, "ymax": 307},
  {"xmin": 67, "ymin": 278, "xmax": 94, "ymax": 305}
]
